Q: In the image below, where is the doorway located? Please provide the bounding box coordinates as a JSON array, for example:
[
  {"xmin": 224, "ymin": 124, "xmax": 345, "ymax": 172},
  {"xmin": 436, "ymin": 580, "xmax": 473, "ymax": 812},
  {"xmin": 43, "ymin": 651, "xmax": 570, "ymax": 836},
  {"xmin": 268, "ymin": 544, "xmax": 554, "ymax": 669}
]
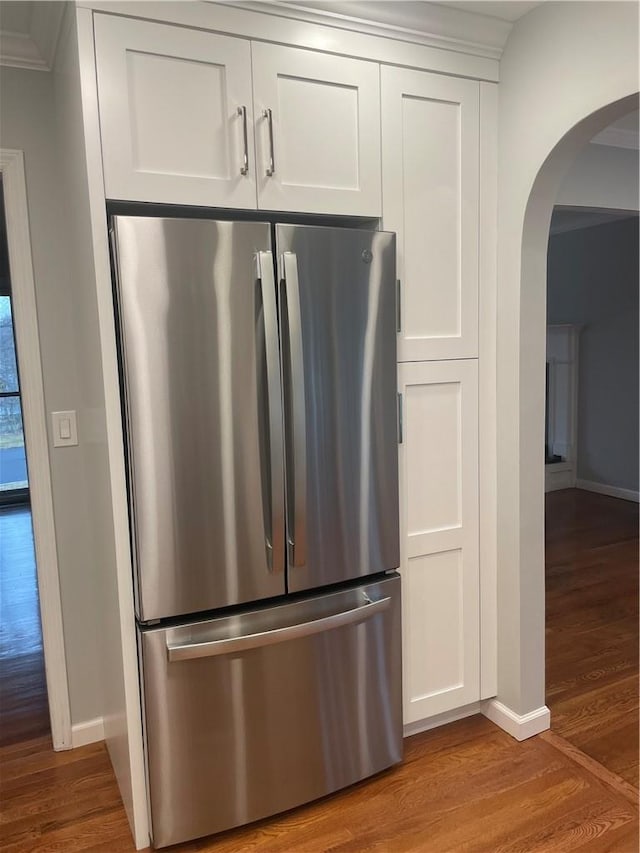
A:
[
  {"xmin": 0, "ymin": 183, "xmax": 29, "ymax": 506},
  {"xmin": 0, "ymin": 149, "xmax": 71, "ymax": 750},
  {"xmin": 0, "ymin": 177, "xmax": 50, "ymax": 746},
  {"xmin": 543, "ymin": 132, "xmax": 639, "ymax": 786}
]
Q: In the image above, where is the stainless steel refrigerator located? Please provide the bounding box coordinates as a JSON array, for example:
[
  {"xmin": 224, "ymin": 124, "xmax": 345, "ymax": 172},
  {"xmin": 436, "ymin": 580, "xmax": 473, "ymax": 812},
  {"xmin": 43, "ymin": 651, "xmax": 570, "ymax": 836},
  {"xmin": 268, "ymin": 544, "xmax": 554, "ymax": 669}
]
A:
[{"xmin": 110, "ymin": 216, "xmax": 402, "ymax": 848}]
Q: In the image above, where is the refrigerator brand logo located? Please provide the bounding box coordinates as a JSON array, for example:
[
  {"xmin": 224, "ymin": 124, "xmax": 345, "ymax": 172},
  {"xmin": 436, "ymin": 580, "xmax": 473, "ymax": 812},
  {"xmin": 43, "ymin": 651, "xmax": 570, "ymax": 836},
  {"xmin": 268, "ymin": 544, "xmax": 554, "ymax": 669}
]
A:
[{"xmin": 361, "ymin": 250, "xmax": 373, "ymax": 264}]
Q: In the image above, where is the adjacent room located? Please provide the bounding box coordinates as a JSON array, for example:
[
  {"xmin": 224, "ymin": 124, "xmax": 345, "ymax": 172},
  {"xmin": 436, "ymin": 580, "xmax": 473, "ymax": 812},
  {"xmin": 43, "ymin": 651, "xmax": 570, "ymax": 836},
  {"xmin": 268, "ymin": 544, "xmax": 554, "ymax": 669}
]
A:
[{"xmin": 544, "ymin": 116, "xmax": 639, "ymax": 787}]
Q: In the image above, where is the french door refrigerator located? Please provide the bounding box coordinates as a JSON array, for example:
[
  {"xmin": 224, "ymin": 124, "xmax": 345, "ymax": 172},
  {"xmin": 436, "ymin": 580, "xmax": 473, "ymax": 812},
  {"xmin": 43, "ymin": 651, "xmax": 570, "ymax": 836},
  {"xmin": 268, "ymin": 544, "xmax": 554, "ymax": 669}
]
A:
[{"xmin": 110, "ymin": 216, "xmax": 402, "ymax": 848}]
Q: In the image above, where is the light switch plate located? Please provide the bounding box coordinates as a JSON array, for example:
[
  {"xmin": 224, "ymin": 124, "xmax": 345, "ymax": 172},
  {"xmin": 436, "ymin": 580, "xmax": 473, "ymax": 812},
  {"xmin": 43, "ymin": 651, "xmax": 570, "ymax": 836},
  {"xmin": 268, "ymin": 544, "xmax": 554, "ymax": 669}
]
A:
[{"xmin": 52, "ymin": 410, "xmax": 78, "ymax": 447}]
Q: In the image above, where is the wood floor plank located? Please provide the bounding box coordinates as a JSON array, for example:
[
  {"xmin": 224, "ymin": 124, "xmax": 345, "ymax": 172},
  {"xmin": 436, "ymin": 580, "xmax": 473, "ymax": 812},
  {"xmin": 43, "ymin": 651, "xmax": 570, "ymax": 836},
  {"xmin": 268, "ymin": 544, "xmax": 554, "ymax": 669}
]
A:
[
  {"xmin": 541, "ymin": 730, "xmax": 639, "ymax": 804},
  {"xmin": 0, "ymin": 507, "xmax": 49, "ymax": 749},
  {"xmin": 545, "ymin": 489, "xmax": 639, "ymax": 790}
]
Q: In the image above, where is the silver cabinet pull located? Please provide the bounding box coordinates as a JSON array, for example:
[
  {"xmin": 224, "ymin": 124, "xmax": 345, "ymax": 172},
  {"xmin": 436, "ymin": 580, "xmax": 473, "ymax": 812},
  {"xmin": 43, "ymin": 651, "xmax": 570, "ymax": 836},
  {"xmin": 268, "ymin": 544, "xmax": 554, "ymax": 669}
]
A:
[
  {"xmin": 237, "ymin": 105, "xmax": 249, "ymax": 175},
  {"xmin": 256, "ymin": 251, "xmax": 285, "ymax": 574},
  {"xmin": 279, "ymin": 252, "xmax": 306, "ymax": 568},
  {"xmin": 166, "ymin": 596, "xmax": 391, "ymax": 661},
  {"xmin": 263, "ymin": 108, "xmax": 275, "ymax": 176}
]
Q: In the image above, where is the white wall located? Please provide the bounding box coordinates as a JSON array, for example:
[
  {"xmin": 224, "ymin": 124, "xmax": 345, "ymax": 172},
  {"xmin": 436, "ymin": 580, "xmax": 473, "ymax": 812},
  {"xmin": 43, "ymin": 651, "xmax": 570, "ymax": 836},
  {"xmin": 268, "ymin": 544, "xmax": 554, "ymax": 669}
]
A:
[
  {"xmin": 53, "ymin": 8, "xmax": 149, "ymax": 845},
  {"xmin": 556, "ymin": 142, "xmax": 639, "ymax": 211},
  {"xmin": 496, "ymin": 1, "xmax": 638, "ymax": 717},
  {"xmin": 0, "ymin": 67, "xmax": 101, "ymax": 726}
]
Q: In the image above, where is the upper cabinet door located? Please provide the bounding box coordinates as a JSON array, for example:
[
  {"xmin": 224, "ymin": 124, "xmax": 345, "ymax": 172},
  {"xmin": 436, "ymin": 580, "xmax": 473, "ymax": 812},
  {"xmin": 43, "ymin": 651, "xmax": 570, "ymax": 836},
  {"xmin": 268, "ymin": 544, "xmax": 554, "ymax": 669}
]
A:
[
  {"xmin": 382, "ymin": 67, "xmax": 479, "ymax": 361},
  {"xmin": 94, "ymin": 15, "xmax": 257, "ymax": 208},
  {"xmin": 252, "ymin": 43, "xmax": 381, "ymax": 216}
]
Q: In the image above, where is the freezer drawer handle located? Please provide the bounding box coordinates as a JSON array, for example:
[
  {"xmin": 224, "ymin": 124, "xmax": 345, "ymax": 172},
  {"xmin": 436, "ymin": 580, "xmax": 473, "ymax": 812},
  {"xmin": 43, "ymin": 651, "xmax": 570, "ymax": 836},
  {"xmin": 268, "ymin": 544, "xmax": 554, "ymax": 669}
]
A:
[{"xmin": 166, "ymin": 595, "xmax": 390, "ymax": 662}]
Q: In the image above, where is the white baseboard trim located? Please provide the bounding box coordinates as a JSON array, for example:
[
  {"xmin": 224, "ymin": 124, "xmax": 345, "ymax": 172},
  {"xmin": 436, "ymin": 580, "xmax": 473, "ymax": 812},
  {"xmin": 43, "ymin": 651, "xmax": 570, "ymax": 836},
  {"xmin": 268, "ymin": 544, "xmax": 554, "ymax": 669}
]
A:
[
  {"xmin": 403, "ymin": 702, "xmax": 482, "ymax": 738},
  {"xmin": 482, "ymin": 699, "xmax": 550, "ymax": 741},
  {"xmin": 545, "ymin": 467, "xmax": 575, "ymax": 492},
  {"xmin": 71, "ymin": 717, "xmax": 105, "ymax": 749},
  {"xmin": 576, "ymin": 479, "xmax": 639, "ymax": 503}
]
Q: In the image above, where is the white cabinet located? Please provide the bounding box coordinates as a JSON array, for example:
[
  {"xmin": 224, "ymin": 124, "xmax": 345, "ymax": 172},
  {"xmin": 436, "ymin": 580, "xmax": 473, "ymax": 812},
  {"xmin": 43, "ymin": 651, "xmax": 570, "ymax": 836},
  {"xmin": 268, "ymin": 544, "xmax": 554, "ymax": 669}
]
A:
[
  {"xmin": 382, "ymin": 67, "xmax": 480, "ymax": 361},
  {"xmin": 398, "ymin": 359, "xmax": 479, "ymax": 722},
  {"xmin": 252, "ymin": 43, "xmax": 381, "ymax": 216},
  {"xmin": 94, "ymin": 16, "xmax": 381, "ymax": 216},
  {"xmin": 94, "ymin": 15, "xmax": 257, "ymax": 209}
]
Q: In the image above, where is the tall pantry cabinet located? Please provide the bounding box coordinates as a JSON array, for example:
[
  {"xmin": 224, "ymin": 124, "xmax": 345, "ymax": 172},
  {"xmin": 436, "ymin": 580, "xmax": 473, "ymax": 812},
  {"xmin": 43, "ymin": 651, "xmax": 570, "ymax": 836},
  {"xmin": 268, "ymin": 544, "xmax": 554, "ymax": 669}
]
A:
[{"xmin": 381, "ymin": 67, "xmax": 491, "ymax": 724}]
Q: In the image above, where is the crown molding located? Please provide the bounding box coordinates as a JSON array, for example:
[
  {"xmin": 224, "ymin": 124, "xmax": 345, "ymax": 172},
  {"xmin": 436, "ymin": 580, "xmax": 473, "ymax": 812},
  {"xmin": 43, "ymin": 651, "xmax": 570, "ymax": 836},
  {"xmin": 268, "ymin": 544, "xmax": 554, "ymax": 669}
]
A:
[
  {"xmin": 0, "ymin": 2, "xmax": 65, "ymax": 72},
  {"xmin": 225, "ymin": 1, "xmax": 512, "ymax": 60},
  {"xmin": 591, "ymin": 126, "xmax": 639, "ymax": 151}
]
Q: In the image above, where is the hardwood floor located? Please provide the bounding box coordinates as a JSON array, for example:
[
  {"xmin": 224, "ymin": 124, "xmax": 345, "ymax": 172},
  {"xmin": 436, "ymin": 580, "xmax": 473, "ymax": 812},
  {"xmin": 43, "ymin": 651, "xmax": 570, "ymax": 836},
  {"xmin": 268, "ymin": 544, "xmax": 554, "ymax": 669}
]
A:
[
  {"xmin": 1, "ymin": 715, "xmax": 638, "ymax": 852},
  {"xmin": 0, "ymin": 506, "xmax": 49, "ymax": 747},
  {"xmin": 545, "ymin": 488, "xmax": 639, "ymax": 787},
  {"xmin": 1, "ymin": 488, "xmax": 637, "ymax": 851}
]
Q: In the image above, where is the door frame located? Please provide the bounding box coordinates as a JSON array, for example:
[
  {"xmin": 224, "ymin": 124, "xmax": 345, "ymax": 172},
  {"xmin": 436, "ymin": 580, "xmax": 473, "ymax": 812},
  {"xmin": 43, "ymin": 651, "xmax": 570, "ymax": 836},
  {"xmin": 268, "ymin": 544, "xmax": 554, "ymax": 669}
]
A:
[{"xmin": 1, "ymin": 148, "xmax": 72, "ymax": 750}]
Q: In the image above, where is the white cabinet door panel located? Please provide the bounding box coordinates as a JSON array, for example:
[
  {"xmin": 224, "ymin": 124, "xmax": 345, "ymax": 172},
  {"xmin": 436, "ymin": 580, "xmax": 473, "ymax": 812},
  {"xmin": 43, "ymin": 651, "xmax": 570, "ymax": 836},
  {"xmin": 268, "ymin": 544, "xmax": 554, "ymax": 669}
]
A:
[
  {"xmin": 383, "ymin": 68, "xmax": 479, "ymax": 361},
  {"xmin": 399, "ymin": 360, "xmax": 479, "ymax": 722},
  {"xmin": 94, "ymin": 15, "xmax": 257, "ymax": 208},
  {"xmin": 252, "ymin": 43, "xmax": 381, "ymax": 216}
]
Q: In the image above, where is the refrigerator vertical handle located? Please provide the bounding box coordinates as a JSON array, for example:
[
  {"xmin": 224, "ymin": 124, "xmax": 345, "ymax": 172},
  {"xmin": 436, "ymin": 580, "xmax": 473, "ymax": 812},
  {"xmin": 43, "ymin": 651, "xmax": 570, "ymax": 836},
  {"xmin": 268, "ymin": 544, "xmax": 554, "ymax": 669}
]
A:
[
  {"xmin": 257, "ymin": 252, "xmax": 285, "ymax": 574},
  {"xmin": 280, "ymin": 252, "xmax": 307, "ymax": 568}
]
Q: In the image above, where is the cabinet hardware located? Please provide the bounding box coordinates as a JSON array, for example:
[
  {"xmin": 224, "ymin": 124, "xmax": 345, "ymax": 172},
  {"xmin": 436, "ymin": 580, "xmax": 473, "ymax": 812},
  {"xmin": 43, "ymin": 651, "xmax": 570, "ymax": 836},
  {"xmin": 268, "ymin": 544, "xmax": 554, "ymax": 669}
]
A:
[
  {"xmin": 263, "ymin": 108, "xmax": 275, "ymax": 176},
  {"xmin": 397, "ymin": 392, "xmax": 403, "ymax": 444},
  {"xmin": 237, "ymin": 105, "xmax": 249, "ymax": 175},
  {"xmin": 396, "ymin": 279, "xmax": 402, "ymax": 332}
]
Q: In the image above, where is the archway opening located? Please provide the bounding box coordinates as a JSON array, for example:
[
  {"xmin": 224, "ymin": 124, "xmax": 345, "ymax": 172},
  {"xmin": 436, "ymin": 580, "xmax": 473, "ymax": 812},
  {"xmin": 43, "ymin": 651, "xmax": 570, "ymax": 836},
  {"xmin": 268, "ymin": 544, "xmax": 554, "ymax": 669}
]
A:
[{"xmin": 515, "ymin": 93, "xmax": 638, "ymax": 738}]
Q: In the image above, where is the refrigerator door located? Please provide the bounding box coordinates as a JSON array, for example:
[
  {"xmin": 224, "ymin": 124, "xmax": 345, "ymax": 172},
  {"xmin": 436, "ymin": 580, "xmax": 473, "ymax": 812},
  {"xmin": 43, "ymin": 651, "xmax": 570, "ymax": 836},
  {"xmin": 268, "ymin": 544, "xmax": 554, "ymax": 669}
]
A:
[
  {"xmin": 140, "ymin": 573, "xmax": 402, "ymax": 848},
  {"xmin": 112, "ymin": 217, "xmax": 285, "ymax": 621},
  {"xmin": 276, "ymin": 225, "xmax": 399, "ymax": 593}
]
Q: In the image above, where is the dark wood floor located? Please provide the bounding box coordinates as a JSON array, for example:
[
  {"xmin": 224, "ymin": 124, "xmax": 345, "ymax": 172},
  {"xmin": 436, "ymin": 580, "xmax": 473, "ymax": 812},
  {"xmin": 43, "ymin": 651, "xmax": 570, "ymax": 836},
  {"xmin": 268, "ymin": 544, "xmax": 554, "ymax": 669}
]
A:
[
  {"xmin": 545, "ymin": 488, "xmax": 639, "ymax": 787},
  {"xmin": 0, "ymin": 506, "xmax": 50, "ymax": 747},
  {"xmin": 1, "ymin": 488, "xmax": 637, "ymax": 851}
]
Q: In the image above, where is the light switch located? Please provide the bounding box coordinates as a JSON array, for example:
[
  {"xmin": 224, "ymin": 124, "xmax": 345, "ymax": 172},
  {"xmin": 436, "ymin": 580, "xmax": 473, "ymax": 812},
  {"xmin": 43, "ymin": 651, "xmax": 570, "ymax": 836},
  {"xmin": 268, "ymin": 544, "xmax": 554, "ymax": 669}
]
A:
[{"xmin": 52, "ymin": 410, "xmax": 78, "ymax": 447}]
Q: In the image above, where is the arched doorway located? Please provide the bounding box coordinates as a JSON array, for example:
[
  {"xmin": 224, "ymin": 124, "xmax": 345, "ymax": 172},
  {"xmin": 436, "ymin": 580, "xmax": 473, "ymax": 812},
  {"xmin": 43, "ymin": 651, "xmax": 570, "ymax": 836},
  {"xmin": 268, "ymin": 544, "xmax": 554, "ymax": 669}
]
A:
[{"xmin": 493, "ymin": 0, "xmax": 638, "ymax": 734}]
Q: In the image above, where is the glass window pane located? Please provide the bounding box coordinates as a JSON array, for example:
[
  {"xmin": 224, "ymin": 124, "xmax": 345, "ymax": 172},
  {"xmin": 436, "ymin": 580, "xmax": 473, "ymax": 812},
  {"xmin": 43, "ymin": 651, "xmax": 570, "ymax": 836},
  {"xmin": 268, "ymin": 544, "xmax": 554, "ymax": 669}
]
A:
[
  {"xmin": 0, "ymin": 395, "xmax": 28, "ymax": 491},
  {"xmin": 0, "ymin": 296, "xmax": 19, "ymax": 393}
]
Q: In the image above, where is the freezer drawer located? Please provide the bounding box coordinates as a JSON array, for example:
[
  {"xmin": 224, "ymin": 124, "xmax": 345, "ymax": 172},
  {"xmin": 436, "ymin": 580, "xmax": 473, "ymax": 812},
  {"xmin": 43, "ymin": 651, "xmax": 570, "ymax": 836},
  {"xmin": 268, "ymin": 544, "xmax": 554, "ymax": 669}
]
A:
[{"xmin": 139, "ymin": 574, "xmax": 402, "ymax": 848}]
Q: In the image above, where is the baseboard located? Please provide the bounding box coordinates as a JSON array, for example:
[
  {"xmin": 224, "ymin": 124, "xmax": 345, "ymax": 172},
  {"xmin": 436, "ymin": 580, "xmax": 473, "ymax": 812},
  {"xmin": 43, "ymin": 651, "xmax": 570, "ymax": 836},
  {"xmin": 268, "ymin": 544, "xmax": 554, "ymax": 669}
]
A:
[
  {"xmin": 545, "ymin": 464, "xmax": 575, "ymax": 493},
  {"xmin": 403, "ymin": 702, "xmax": 482, "ymax": 738},
  {"xmin": 575, "ymin": 479, "xmax": 639, "ymax": 503},
  {"xmin": 482, "ymin": 699, "xmax": 550, "ymax": 741},
  {"xmin": 71, "ymin": 716, "xmax": 105, "ymax": 748}
]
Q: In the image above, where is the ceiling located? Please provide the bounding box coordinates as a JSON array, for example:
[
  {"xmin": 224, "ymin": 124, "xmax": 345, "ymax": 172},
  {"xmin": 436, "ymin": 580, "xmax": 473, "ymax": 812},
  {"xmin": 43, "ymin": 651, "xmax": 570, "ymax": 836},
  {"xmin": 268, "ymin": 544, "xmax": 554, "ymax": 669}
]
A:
[
  {"xmin": 286, "ymin": 0, "xmax": 540, "ymax": 23},
  {"xmin": 433, "ymin": 2, "xmax": 540, "ymax": 22},
  {"xmin": 591, "ymin": 109, "xmax": 639, "ymax": 150},
  {"xmin": 277, "ymin": 1, "xmax": 537, "ymax": 50},
  {"xmin": 0, "ymin": 1, "xmax": 33, "ymax": 35},
  {"xmin": 0, "ymin": 1, "xmax": 64, "ymax": 71},
  {"xmin": 550, "ymin": 206, "xmax": 638, "ymax": 236}
]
